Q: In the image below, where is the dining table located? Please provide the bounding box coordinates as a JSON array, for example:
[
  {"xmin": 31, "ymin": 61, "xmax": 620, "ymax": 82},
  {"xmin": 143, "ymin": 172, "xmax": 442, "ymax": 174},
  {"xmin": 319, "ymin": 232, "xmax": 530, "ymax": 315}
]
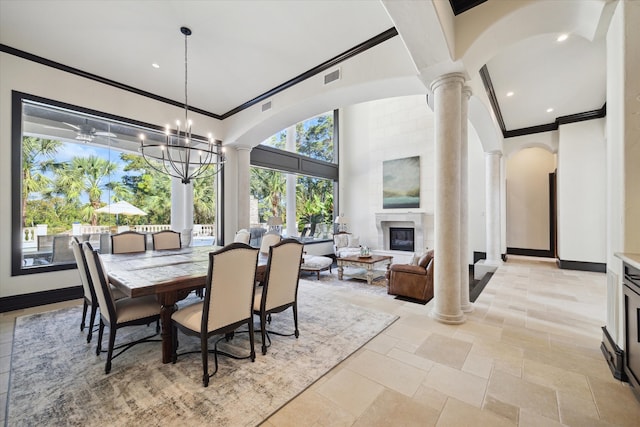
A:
[{"xmin": 101, "ymin": 245, "xmax": 268, "ymax": 363}]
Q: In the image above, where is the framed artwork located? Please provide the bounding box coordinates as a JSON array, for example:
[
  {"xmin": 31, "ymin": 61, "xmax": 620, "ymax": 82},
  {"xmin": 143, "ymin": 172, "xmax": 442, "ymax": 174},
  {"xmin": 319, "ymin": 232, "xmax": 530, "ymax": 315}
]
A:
[{"xmin": 383, "ymin": 156, "xmax": 420, "ymax": 209}]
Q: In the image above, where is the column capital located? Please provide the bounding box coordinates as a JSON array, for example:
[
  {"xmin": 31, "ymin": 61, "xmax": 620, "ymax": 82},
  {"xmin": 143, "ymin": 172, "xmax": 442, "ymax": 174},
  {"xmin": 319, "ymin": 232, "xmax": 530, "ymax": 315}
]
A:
[
  {"xmin": 462, "ymin": 86, "xmax": 472, "ymax": 99},
  {"xmin": 429, "ymin": 72, "xmax": 466, "ymax": 92},
  {"xmin": 235, "ymin": 145, "xmax": 253, "ymax": 153},
  {"xmin": 485, "ymin": 150, "xmax": 503, "ymax": 158}
]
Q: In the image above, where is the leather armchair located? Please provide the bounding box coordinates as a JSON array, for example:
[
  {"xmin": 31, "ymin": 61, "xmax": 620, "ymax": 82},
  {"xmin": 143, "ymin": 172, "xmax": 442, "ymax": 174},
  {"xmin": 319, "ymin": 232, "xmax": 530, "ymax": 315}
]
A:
[{"xmin": 386, "ymin": 250, "xmax": 434, "ymax": 303}]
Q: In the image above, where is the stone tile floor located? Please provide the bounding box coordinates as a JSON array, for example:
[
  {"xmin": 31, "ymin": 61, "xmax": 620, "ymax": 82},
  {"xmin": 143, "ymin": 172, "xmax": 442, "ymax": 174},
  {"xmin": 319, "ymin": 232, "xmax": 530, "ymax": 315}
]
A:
[{"xmin": 2, "ymin": 255, "xmax": 639, "ymax": 426}]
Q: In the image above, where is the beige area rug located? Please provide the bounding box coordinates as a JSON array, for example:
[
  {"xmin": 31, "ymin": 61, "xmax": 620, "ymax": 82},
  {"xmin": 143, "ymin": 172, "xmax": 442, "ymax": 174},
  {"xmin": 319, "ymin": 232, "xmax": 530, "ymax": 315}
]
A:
[{"xmin": 7, "ymin": 278, "xmax": 396, "ymax": 426}]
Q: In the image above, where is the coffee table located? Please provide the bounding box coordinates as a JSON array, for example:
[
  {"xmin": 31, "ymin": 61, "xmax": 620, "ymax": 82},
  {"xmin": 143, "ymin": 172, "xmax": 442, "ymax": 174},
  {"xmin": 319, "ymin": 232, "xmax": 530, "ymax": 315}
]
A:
[{"xmin": 337, "ymin": 254, "xmax": 393, "ymax": 284}]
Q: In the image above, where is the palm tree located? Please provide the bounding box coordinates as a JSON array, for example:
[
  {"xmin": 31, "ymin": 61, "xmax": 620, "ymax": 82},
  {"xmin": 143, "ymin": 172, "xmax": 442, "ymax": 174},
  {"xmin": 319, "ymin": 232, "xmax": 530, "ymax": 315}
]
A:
[
  {"xmin": 52, "ymin": 155, "xmax": 121, "ymax": 225},
  {"xmin": 193, "ymin": 176, "xmax": 217, "ymax": 225},
  {"xmin": 21, "ymin": 137, "xmax": 62, "ymax": 227},
  {"xmin": 250, "ymin": 168, "xmax": 286, "ymax": 220}
]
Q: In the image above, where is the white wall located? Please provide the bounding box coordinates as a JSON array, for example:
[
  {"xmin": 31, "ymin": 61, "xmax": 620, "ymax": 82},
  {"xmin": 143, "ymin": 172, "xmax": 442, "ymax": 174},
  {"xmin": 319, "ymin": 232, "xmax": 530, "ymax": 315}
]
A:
[
  {"xmin": 340, "ymin": 94, "xmax": 486, "ymax": 265},
  {"xmin": 557, "ymin": 118, "xmax": 607, "ymax": 263},
  {"xmin": 341, "ymin": 95, "xmax": 435, "ymax": 251},
  {"xmin": 468, "ymin": 122, "xmax": 486, "ymax": 261},
  {"xmin": 506, "ymin": 147, "xmax": 556, "ymax": 250}
]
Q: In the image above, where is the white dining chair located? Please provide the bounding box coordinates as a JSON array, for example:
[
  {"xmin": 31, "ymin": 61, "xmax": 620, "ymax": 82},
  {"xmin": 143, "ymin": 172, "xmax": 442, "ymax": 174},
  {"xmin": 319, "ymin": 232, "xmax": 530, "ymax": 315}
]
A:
[
  {"xmin": 171, "ymin": 242, "xmax": 259, "ymax": 387},
  {"xmin": 83, "ymin": 242, "xmax": 161, "ymax": 374},
  {"xmin": 111, "ymin": 230, "xmax": 146, "ymax": 254},
  {"xmin": 152, "ymin": 230, "xmax": 181, "ymax": 250},
  {"xmin": 259, "ymin": 231, "xmax": 281, "ymax": 254},
  {"xmin": 253, "ymin": 238, "xmax": 304, "ymax": 355},
  {"xmin": 71, "ymin": 237, "xmax": 126, "ymax": 343},
  {"xmin": 233, "ymin": 229, "xmax": 250, "ymax": 244}
]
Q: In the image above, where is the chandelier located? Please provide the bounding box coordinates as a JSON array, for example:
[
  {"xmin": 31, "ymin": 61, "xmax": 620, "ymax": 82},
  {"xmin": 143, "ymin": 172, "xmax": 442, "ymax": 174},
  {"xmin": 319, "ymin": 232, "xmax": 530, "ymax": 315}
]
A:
[{"xmin": 139, "ymin": 26, "xmax": 225, "ymax": 184}]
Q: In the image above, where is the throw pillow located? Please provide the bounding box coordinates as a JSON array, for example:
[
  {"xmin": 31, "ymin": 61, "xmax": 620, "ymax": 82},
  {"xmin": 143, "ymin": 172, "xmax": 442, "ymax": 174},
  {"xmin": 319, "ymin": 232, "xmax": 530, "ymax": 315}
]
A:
[
  {"xmin": 410, "ymin": 253, "xmax": 420, "ymax": 265},
  {"xmin": 334, "ymin": 234, "xmax": 349, "ymax": 248},
  {"xmin": 347, "ymin": 235, "xmax": 360, "ymax": 248}
]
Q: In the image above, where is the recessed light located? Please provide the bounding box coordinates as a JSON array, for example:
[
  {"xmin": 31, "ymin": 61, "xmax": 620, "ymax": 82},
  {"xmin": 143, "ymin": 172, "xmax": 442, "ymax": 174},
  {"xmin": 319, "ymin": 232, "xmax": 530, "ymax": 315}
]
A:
[
  {"xmin": 152, "ymin": 63, "xmax": 160, "ymax": 69},
  {"xmin": 546, "ymin": 108, "xmax": 554, "ymax": 113},
  {"xmin": 557, "ymin": 34, "xmax": 568, "ymax": 42},
  {"xmin": 506, "ymin": 91, "xmax": 514, "ymax": 97}
]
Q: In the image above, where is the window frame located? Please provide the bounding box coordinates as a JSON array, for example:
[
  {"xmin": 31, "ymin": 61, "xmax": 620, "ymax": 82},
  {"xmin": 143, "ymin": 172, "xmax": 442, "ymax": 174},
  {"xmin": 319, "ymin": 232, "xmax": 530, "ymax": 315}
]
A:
[{"xmin": 11, "ymin": 91, "xmax": 216, "ymax": 275}]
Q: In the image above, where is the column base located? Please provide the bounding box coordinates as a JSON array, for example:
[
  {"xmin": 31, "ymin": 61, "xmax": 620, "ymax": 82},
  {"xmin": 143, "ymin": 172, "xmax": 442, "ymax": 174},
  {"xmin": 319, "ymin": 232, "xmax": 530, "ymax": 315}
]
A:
[
  {"xmin": 461, "ymin": 302, "xmax": 474, "ymax": 313},
  {"xmin": 430, "ymin": 309, "xmax": 466, "ymax": 324}
]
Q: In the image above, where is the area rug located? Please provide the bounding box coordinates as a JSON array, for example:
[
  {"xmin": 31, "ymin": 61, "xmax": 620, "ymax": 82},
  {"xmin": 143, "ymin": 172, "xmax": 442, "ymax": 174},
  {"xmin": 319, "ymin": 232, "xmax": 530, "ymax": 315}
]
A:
[{"xmin": 6, "ymin": 280, "xmax": 397, "ymax": 426}]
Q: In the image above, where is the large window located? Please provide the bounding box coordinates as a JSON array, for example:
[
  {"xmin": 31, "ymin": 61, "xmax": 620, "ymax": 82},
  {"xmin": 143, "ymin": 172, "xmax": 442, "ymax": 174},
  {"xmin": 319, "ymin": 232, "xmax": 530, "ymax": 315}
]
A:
[
  {"xmin": 261, "ymin": 112, "xmax": 335, "ymax": 163},
  {"xmin": 249, "ymin": 111, "xmax": 338, "ymax": 241},
  {"xmin": 11, "ymin": 92, "xmax": 219, "ymax": 275}
]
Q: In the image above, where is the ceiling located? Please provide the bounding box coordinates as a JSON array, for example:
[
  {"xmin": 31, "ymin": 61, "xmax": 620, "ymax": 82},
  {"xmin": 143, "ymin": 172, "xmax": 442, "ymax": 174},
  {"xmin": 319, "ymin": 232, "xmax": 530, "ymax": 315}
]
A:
[{"xmin": 0, "ymin": 0, "xmax": 609, "ymax": 140}]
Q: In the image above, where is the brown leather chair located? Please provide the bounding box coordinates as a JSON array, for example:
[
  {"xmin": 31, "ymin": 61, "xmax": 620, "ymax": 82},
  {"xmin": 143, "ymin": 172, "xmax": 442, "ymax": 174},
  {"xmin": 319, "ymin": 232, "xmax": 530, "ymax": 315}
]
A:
[{"xmin": 386, "ymin": 249, "xmax": 434, "ymax": 303}]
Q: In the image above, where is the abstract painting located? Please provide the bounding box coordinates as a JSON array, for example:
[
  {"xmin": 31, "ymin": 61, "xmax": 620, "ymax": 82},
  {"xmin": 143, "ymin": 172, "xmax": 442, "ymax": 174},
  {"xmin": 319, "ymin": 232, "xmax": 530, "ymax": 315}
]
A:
[{"xmin": 383, "ymin": 156, "xmax": 420, "ymax": 209}]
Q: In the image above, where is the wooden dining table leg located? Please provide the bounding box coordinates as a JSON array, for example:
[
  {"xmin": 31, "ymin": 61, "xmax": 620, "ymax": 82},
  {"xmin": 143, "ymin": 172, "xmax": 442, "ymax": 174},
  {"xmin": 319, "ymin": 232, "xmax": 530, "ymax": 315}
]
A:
[{"xmin": 157, "ymin": 291, "xmax": 179, "ymax": 364}]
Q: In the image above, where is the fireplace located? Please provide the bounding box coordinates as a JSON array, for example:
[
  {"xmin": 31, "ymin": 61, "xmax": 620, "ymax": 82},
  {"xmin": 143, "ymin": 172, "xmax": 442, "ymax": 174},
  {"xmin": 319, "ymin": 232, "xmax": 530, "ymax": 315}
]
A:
[
  {"xmin": 374, "ymin": 212, "xmax": 433, "ymax": 253},
  {"xmin": 389, "ymin": 227, "xmax": 415, "ymax": 252}
]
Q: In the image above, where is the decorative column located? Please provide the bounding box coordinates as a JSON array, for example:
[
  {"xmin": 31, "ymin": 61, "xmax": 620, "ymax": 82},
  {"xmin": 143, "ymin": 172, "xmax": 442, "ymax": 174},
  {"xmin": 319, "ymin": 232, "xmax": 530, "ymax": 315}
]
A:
[
  {"xmin": 460, "ymin": 86, "xmax": 473, "ymax": 313},
  {"xmin": 171, "ymin": 178, "xmax": 194, "ymax": 246},
  {"xmin": 485, "ymin": 151, "xmax": 502, "ymax": 264},
  {"xmin": 286, "ymin": 125, "xmax": 298, "ymax": 237},
  {"xmin": 430, "ymin": 73, "xmax": 466, "ymax": 325},
  {"xmin": 236, "ymin": 146, "xmax": 252, "ymax": 231}
]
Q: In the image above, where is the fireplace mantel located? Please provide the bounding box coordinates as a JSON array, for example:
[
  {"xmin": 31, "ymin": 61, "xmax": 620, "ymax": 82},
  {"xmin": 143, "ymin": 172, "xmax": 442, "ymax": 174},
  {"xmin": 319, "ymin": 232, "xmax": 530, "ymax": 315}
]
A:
[{"xmin": 374, "ymin": 212, "xmax": 433, "ymax": 252}]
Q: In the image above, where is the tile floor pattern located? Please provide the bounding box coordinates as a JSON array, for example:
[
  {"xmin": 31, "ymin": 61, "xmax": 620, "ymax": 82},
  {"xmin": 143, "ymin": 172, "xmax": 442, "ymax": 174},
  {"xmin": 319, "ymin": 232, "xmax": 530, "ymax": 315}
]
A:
[{"xmin": 2, "ymin": 256, "xmax": 640, "ymax": 426}]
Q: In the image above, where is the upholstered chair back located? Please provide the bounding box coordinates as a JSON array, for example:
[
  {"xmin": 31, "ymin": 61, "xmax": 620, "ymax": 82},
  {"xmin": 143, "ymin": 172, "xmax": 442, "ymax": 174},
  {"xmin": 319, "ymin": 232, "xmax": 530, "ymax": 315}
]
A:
[
  {"xmin": 262, "ymin": 239, "xmax": 303, "ymax": 311},
  {"xmin": 204, "ymin": 243, "xmax": 259, "ymax": 332},
  {"xmin": 259, "ymin": 232, "xmax": 282, "ymax": 254},
  {"xmin": 83, "ymin": 243, "xmax": 116, "ymax": 324},
  {"xmin": 111, "ymin": 231, "xmax": 146, "ymax": 254},
  {"xmin": 152, "ymin": 230, "xmax": 181, "ymax": 250},
  {"xmin": 71, "ymin": 237, "xmax": 95, "ymax": 304},
  {"xmin": 233, "ymin": 229, "xmax": 251, "ymax": 244}
]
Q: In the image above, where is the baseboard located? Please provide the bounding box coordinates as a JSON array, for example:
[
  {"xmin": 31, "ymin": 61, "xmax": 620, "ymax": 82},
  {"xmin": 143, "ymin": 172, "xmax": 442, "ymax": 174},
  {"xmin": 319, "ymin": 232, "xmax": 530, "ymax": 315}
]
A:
[
  {"xmin": 601, "ymin": 326, "xmax": 627, "ymax": 381},
  {"xmin": 0, "ymin": 286, "xmax": 83, "ymax": 313},
  {"xmin": 473, "ymin": 251, "xmax": 508, "ymax": 263},
  {"xmin": 507, "ymin": 247, "xmax": 554, "ymax": 258},
  {"xmin": 557, "ymin": 259, "xmax": 606, "ymax": 273},
  {"xmin": 470, "ymin": 272, "xmax": 493, "ymax": 302}
]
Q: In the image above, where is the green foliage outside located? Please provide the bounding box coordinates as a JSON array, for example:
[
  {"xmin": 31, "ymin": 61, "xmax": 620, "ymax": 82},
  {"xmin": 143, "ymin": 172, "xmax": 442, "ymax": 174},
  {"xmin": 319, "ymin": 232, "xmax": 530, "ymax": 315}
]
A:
[
  {"xmin": 22, "ymin": 137, "xmax": 217, "ymax": 234},
  {"xmin": 251, "ymin": 113, "xmax": 334, "ymax": 231}
]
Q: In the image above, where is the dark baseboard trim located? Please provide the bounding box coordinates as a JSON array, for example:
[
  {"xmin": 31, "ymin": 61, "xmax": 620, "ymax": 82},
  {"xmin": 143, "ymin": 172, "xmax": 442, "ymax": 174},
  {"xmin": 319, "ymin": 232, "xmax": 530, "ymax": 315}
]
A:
[
  {"xmin": 473, "ymin": 251, "xmax": 486, "ymax": 264},
  {"xmin": 507, "ymin": 247, "xmax": 554, "ymax": 258},
  {"xmin": 472, "ymin": 251, "xmax": 507, "ymax": 263},
  {"xmin": 0, "ymin": 286, "xmax": 82, "ymax": 313},
  {"xmin": 557, "ymin": 259, "xmax": 606, "ymax": 273},
  {"xmin": 601, "ymin": 326, "xmax": 627, "ymax": 381},
  {"xmin": 470, "ymin": 272, "xmax": 493, "ymax": 303}
]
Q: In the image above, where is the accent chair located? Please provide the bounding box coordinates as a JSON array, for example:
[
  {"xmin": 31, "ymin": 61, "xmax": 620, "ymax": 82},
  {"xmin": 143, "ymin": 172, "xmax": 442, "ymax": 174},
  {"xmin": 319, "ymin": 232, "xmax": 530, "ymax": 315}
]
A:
[{"xmin": 386, "ymin": 249, "xmax": 434, "ymax": 303}]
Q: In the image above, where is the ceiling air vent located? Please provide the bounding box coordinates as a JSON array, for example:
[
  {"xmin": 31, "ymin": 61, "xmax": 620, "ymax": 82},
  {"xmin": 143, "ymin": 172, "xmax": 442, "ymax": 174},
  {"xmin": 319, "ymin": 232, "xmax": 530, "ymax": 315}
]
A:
[
  {"xmin": 324, "ymin": 69, "xmax": 341, "ymax": 85},
  {"xmin": 261, "ymin": 101, "xmax": 272, "ymax": 112}
]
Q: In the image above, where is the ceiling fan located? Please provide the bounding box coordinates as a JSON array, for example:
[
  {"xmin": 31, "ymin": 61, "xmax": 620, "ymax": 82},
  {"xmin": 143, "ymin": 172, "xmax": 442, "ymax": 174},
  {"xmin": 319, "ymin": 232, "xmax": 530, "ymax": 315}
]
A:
[{"xmin": 63, "ymin": 119, "xmax": 117, "ymax": 142}]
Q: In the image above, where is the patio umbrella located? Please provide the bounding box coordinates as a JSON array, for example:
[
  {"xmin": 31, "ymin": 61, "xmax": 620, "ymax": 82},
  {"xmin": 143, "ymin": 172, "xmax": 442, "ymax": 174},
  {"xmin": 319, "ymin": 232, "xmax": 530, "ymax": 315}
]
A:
[{"xmin": 95, "ymin": 201, "xmax": 147, "ymax": 224}]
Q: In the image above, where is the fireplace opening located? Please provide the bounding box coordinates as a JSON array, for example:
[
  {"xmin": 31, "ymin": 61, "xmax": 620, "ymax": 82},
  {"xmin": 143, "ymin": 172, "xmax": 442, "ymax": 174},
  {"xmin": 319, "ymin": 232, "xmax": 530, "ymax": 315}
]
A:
[{"xmin": 389, "ymin": 227, "xmax": 415, "ymax": 252}]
